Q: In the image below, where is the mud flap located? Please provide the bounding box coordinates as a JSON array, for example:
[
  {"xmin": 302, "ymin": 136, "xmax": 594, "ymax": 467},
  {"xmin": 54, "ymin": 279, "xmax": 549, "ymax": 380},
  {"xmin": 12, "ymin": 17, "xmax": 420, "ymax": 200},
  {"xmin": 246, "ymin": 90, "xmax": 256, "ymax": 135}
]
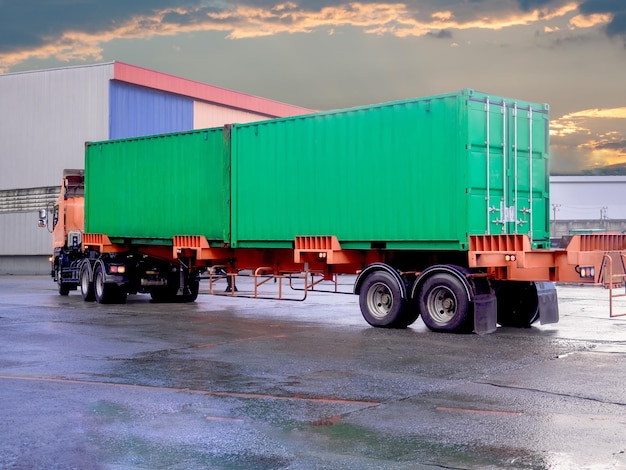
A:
[
  {"xmin": 473, "ymin": 293, "xmax": 497, "ymax": 335},
  {"xmin": 537, "ymin": 281, "xmax": 559, "ymax": 325}
]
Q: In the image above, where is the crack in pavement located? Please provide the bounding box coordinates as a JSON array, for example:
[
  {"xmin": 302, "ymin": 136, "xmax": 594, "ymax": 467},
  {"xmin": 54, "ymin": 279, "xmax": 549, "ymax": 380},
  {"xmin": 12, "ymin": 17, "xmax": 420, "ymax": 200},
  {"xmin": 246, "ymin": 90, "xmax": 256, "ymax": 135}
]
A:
[{"xmin": 478, "ymin": 381, "xmax": 626, "ymax": 407}]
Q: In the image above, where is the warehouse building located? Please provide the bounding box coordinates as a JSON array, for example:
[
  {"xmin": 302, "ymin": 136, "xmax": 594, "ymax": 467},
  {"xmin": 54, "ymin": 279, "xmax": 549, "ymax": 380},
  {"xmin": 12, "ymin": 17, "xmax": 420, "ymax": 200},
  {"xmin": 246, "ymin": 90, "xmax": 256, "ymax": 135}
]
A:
[
  {"xmin": 0, "ymin": 62, "xmax": 312, "ymax": 274},
  {"xmin": 550, "ymin": 176, "xmax": 626, "ymax": 238}
]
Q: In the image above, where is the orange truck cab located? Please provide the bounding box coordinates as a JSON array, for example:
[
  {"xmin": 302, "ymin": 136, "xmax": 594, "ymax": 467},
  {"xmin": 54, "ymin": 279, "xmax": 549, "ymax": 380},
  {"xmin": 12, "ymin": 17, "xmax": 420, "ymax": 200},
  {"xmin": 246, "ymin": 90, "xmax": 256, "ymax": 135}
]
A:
[{"xmin": 39, "ymin": 169, "xmax": 85, "ymax": 295}]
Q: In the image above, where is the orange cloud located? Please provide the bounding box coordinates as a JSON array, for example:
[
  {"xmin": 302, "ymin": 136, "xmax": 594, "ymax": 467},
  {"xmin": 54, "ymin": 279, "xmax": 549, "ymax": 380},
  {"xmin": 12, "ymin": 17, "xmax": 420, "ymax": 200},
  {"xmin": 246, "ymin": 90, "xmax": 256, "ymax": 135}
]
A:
[
  {"xmin": 562, "ymin": 108, "xmax": 626, "ymax": 119},
  {"xmin": 551, "ymin": 107, "xmax": 626, "ymax": 170},
  {"xmin": 432, "ymin": 11, "xmax": 453, "ymax": 21},
  {"xmin": 552, "ymin": 107, "xmax": 626, "ymax": 136},
  {"xmin": 569, "ymin": 13, "xmax": 611, "ymax": 29},
  {"xmin": 0, "ymin": 1, "xmax": 610, "ymax": 73}
]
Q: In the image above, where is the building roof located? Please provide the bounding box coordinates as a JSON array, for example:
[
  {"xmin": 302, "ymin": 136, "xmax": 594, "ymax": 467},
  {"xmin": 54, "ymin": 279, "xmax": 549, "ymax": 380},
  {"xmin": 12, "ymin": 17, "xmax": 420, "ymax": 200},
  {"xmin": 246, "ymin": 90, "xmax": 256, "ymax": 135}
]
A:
[
  {"xmin": 1, "ymin": 61, "xmax": 314, "ymax": 118},
  {"xmin": 112, "ymin": 61, "xmax": 312, "ymax": 118}
]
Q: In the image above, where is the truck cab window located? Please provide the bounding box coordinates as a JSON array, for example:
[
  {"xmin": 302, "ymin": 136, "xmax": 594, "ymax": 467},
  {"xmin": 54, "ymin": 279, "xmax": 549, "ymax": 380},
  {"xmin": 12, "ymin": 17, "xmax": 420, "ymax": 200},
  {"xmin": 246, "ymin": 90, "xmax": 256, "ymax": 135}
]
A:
[{"xmin": 53, "ymin": 205, "xmax": 59, "ymax": 229}]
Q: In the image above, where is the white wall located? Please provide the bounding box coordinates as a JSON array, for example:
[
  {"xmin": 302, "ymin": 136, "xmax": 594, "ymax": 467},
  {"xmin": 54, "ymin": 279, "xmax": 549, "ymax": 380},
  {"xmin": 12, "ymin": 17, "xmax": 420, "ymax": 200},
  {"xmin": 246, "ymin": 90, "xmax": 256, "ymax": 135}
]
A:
[
  {"xmin": 0, "ymin": 212, "xmax": 52, "ymax": 255},
  {"xmin": 194, "ymin": 101, "xmax": 269, "ymax": 128},
  {"xmin": 550, "ymin": 176, "xmax": 626, "ymax": 221},
  {"xmin": 0, "ymin": 63, "xmax": 113, "ymax": 190}
]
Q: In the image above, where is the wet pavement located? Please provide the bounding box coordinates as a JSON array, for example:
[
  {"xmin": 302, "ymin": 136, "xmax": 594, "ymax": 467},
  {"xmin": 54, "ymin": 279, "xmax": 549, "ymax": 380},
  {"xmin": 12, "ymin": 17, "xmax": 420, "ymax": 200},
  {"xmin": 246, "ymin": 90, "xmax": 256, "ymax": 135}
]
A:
[{"xmin": 1, "ymin": 275, "xmax": 626, "ymax": 469}]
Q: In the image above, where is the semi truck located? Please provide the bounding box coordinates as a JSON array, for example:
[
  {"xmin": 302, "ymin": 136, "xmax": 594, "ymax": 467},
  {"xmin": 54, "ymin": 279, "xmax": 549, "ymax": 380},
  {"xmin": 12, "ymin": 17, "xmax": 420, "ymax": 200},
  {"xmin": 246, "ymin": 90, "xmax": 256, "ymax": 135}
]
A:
[{"xmin": 40, "ymin": 89, "xmax": 626, "ymax": 334}]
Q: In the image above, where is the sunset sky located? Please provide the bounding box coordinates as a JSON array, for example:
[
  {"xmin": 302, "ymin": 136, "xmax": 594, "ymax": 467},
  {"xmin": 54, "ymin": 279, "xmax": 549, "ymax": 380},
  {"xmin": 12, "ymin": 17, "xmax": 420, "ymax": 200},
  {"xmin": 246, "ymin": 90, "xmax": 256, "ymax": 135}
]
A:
[{"xmin": 1, "ymin": 0, "xmax": 624, "ymax": 174}]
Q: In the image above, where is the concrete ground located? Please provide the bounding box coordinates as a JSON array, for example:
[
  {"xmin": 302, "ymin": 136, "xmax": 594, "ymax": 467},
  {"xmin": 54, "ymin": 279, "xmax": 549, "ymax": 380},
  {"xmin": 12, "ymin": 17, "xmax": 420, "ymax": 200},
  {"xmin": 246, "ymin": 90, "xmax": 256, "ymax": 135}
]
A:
[{"xmin": 1, "ymin": 275, "xmax": 626, "ymax": 469}]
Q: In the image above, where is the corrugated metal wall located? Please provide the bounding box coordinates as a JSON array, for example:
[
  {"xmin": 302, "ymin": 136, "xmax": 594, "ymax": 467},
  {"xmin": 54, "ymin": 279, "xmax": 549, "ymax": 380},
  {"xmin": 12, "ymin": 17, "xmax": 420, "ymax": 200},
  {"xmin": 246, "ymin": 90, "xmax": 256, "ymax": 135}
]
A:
[
  {"xmin": 109, "ymin": 82, "xmax": 194, "ymax": 139},
  {"xmin": 0, "ymin": 213, "xmax": 52, "ymax": 255},
  {"xmin": 0, "ymin": 64, "xmax": 113, "ymax": 266},
  {"xmin": 0, "ymin": 64, "xmax": 113, "ymax": 190}
]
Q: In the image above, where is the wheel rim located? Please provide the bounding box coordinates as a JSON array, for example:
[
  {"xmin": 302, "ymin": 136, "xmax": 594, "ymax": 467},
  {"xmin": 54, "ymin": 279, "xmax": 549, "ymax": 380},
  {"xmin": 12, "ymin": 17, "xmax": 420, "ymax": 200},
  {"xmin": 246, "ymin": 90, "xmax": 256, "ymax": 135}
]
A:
[
  {"xmin": 426, "ymin": 286, "xmax": 457, "ymax": 325},
  {"xmin": 366, "ymin": 282, "xmax": 394, "ymax": 319}
]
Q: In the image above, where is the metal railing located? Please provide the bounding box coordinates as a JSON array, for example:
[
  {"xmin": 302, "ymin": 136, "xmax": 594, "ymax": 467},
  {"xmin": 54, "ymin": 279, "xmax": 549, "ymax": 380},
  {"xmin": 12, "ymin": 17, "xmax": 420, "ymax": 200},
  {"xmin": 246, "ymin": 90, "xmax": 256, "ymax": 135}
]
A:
[{"xmin": 602, "ymin": 253, "xmax": 626, "ymax": 318}]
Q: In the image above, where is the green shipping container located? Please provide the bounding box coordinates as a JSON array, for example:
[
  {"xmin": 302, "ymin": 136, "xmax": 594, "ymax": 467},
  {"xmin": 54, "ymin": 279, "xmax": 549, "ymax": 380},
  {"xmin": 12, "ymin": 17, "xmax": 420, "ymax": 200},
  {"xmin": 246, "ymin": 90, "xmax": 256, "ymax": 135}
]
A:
[
  {"xmin": 85, "ymin": 127, "xmax": 230, "ymax": 244},
  {"xmin": 84, "ymin": 89, "xmax": 550, "ymax": 251},
  {"xmin": 230, "ymin": 89, "xmax": 550, "ymax": 250}
]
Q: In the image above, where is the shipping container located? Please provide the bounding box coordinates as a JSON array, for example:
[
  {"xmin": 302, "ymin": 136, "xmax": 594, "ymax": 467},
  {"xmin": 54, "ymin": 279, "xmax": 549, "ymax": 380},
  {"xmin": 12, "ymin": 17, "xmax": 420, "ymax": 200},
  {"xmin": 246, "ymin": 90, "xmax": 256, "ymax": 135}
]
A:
[
  {"xmin": 85, "ymin": 127, "xmax": 229, "ymax": 242},
  {"xmin": 232, "ymin": 90, "xmax": 550, "ymax": 249},
  {"xmin": 86, "ymin": 89, "xmax": 550, "ymax": 251}
]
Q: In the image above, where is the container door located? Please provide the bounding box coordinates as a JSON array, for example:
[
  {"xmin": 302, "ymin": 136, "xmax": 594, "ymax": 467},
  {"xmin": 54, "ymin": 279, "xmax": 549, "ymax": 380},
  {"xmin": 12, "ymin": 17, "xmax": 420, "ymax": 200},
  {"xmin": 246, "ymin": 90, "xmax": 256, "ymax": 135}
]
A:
[{"xmin": 475, "ymin": 96, "xmax": 550, "ymax": 245}]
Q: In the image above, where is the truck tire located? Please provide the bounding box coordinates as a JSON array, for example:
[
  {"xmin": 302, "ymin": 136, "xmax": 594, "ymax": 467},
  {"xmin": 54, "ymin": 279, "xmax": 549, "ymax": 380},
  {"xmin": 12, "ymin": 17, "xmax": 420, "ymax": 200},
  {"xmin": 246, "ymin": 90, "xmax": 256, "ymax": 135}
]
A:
[
  {"xmin": 55, "ymin": 265, "xmax": 70, "ymax": 296},
  {"xmin": 80, "ymin": 264, "xmax": 95, "ymax": 302},
  {"xmin": 358, "ymin": 271, "xmax": 406, "ymax": 328},
  {"xmin": 150, "ymin": 279, "xmax": 199, "ymax": 303},
  {"xmin": 493, "ymin": 281, "xmax": 539, "ymax": 328},
  {"xmin": 180, "ymin": 279, "xmax": 199, "ymax": 303},
  {"xmin": 94, "ymin": 264, "xmax": 125, "ymax": 304},
  {"xmin": 418, "ymin": 273, "xmax": 472, "ymax": 333},
  {"xmin": 149, "ymin": 287, "xmax": 173, "ymax": 303}
]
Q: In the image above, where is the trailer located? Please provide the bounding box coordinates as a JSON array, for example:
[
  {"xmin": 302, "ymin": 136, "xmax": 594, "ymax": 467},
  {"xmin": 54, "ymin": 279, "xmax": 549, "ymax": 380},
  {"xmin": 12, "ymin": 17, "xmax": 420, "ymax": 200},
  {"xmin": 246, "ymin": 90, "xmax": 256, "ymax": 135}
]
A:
[{"xmin": 41, "ymin": 89, "xmax": 626, "ymax": 333}]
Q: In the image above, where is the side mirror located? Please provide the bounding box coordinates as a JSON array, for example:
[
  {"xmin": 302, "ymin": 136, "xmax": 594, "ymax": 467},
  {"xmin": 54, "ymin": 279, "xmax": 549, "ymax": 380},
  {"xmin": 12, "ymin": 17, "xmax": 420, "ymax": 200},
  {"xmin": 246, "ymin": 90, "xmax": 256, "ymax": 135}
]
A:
[{"xmin": 38, "ymin": 208, "xmax": 47, "ymax": 228}]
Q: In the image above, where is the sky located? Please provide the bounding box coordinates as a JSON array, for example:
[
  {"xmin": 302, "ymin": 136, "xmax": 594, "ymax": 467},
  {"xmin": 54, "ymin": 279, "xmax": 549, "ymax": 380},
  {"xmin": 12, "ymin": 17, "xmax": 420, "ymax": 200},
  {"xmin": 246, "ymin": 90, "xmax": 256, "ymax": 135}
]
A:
[{"xmin": 0, "ymin": 0, "xmax": 625, "ymax": 174}]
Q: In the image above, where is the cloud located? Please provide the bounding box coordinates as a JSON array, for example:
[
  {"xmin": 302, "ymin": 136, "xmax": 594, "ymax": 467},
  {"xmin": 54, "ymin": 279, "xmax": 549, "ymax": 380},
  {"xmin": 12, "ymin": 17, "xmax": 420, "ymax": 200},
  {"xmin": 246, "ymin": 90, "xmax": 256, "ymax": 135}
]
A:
[
  {"xmin": 551, "ymin": 107, "xmax": 626, "ymax": 171},
  {"xmin": 517, "ymin": 0, "xmax": 559, "ymax": 12},
  {"xmin": 1, "ymin": 1, "xmax": 622, "ymax": 73},
  {"xmin": 551, "ymin": 107, "xmax": 626, "ymax": 139},
  {"xmin": 427, "ymin": 29, "xmax": 454, "ymax": 39},
  {"xmin": 561, "ymin": 107, "xmax": 626, "ymax": 119},
  {"xmin": 579, "ymin": 0, "xmax": 626, "ymax": 41},
  {"xmin": 516, "ymin": 0, "xmax": 626, "ymax": 42},
  {"xmin": 569, "ymin": 12, "xmax": 612, "ymax": 28},
  {"xmin": 0, "ymin": 1, "xmax": 177, "ymax": 51},
  {"xmin": 595, "ymin": 139, "xmax": 626, "ymax": 151}
]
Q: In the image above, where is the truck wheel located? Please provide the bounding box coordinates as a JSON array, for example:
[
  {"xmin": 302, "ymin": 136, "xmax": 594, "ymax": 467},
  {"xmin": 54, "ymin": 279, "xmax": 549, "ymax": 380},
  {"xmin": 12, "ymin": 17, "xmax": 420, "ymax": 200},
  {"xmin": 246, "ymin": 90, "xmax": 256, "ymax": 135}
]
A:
[
  {"xmin": 56, "ymin": 266, "xmax": 70, "ymax": 296},
  {"xmin": 359, "ymin": 271, "xmax": 406, "ymax": 328},
  {"xmin": 180, "ymin": 279, "xmax": 199, "ymax": 303},
  {"xmin": 150, "ymin": 279, "xmax": 199, "ymax": 303},
  {"xmin": 80, "ymin": 264, "xmax": 95, "ymax": 302},
  {"xmin": 150, "ymin": 285, "xmax": 178, "ymax": 303},
  {"xmin": 94, "ymin": 264, "xmax": 121, "ymax": 304},
  {"xmin": 418, "ymin": 273, "xmax": 472, "ymax": 333},
  {"xmin": 493, "ymin": 281, "xmax": 539, "ymax": 328},
  {"xmin": 116, "ymin": 289, "xmax": 127, "ymax": 304}
]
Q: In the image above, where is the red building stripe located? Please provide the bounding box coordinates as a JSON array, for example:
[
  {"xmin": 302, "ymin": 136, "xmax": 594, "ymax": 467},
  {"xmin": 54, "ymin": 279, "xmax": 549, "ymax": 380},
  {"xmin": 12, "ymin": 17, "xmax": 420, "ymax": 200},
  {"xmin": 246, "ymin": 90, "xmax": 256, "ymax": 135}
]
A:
[{"xmin": 113, "ymin": 61, "xmax": 313, "ymax": 118}]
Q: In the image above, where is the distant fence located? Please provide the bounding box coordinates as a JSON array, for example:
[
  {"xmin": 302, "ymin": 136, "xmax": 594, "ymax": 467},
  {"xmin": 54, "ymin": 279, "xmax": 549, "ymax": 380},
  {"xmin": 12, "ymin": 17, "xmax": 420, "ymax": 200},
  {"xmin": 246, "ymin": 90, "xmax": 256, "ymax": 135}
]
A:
[{"xmin": 551, "ymin": 220, "xmax": 626, "ymax": 239}]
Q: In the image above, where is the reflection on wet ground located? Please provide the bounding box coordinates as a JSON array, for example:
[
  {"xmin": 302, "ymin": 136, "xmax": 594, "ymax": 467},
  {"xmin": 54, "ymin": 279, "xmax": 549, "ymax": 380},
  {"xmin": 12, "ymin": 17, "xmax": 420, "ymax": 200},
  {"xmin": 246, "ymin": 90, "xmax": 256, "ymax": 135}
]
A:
[{"xmin": 1, "ymin": 276, "xmax": 626, "ymax": 469}]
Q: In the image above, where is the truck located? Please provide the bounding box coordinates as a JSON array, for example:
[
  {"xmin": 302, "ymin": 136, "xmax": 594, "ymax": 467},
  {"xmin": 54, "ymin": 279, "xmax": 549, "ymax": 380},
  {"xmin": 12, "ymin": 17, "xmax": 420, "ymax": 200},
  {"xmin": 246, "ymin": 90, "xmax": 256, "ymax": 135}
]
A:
[{"xmin": 40, "ymin": 89, "xmax": 626, "ymax": 334}]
